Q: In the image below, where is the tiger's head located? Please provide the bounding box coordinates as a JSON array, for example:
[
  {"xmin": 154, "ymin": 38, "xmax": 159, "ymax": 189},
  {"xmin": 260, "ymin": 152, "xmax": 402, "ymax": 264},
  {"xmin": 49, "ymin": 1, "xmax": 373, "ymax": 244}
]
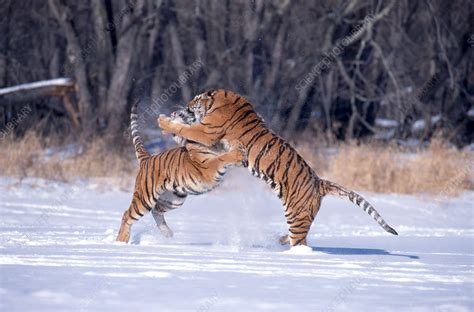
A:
[
  {"xmin": 168, "ymin": 107, "xmax": 196, "ymax": 145},
  {"xmin": 184, "ymin": 89, "xmax": 241, "ymax": 122},
  {"xmin": 183, "ymin": 89, "xmax": 264, "ymax": 125},
  {"xmin": 185, "ymin": 90, "xmax": 217, "ymax": 122}
]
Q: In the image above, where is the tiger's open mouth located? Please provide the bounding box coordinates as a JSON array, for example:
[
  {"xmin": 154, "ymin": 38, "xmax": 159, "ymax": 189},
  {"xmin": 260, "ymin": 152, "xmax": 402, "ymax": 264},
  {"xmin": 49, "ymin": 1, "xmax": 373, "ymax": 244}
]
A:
[
  {"xmin": 169, "ymin": 107, "xmax": 196, "ymax": 145},
  {"xmin": 169, "ymin": 107, "xmax": 226, "ymax": 152}
]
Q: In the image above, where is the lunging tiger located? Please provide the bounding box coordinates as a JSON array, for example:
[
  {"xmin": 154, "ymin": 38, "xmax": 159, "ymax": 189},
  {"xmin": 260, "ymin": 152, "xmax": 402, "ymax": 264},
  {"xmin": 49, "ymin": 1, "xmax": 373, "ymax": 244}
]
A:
[
  {"xmin": 116, "ymin": 102, "xmax": 246, "ymax": 243},
  {"xmin": 158, "ymin": 89, "xmax": 398, "ymax": 247}
]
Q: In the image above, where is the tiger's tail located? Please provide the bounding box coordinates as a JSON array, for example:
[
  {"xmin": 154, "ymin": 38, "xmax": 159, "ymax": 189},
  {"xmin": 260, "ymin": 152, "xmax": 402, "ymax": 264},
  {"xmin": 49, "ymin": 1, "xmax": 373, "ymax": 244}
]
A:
[
  {"xmin": 130, "ymin": 101, "xmax": 150, "ymax": 162},
  {"xmin": 320, "ymin": 179, "xmax": 398, "ymax": 235}
]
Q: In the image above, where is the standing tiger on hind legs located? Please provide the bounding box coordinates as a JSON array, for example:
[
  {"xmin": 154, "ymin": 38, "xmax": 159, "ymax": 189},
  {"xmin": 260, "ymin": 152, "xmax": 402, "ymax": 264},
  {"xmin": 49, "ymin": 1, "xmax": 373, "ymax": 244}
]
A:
[
  {"xmin": 158, "ymin": 89, "xmax": 398, "ymax": 247},
  {"xmin": 116, "ymin": 102, "xmax": 247, "ymax": 243}
]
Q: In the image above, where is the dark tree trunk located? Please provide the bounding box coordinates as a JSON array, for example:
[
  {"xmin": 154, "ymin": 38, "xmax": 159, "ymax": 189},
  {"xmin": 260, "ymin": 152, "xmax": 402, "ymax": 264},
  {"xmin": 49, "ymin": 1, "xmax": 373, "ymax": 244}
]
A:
[{"xmin": 48, "ymin": 0, "xmax": 94, "ymax": 136}]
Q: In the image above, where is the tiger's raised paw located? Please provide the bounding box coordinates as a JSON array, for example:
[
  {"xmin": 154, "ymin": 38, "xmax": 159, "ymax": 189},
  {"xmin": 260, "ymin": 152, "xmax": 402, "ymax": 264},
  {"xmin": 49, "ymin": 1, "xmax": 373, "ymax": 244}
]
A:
[
  {"xmin": 157, "ymin": 114, "xmax": 174, "ymax": 132},
  {"xmin": 238, "ymin": 144, "xmax": 249, "ymax": 167},
  {"xmin": 224, "ymin": 145, "xmax": 244, "ymax": 162},
  {"xmin": 230, "ymin": 144, "xmax": 248, "ymax": 166}
]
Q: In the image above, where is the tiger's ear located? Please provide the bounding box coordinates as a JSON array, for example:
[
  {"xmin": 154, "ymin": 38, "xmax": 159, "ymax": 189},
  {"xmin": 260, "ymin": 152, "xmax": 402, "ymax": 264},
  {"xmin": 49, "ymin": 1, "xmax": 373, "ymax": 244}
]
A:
[{"xmin": 206, "ymin": 90, "xmax": 216, "ymax": 97}]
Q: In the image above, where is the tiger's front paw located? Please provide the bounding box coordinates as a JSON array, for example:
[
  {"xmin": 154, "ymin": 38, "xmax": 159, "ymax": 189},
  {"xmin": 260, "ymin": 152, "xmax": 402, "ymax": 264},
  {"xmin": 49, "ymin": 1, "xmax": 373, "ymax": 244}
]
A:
[
  {"xmin": 116, "ymin": 225, "xmax": 131, "ymax": 243},
  {"xmin": 158, "ymin": 114, "xmax": 175, "ymax": 133},
  {"xmin": 238, "ymin": 144, "xmax": 248, "ymax": 167},
  {"xmin": 229, "ymin": 144, "xmax": 247, "ymax": 165}
]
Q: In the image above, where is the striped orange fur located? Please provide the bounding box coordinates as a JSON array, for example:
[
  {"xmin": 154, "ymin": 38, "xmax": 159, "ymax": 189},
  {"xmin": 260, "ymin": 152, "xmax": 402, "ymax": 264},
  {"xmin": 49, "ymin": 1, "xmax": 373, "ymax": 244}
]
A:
[
  {"xmin": 158, "ymin": 90, "xmax": 398, "ymax": 246},
  {"xmin": 116, "ymin": 102, "xmax": 245, "ymax": 243}
]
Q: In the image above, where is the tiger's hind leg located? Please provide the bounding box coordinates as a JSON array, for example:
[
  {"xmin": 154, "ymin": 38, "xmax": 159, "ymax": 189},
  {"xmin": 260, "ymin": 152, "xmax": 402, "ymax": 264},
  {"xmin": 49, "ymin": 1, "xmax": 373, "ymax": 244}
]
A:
[
  {"xmin": 151, "ymin": 212, "xmax": 173, "ymax": 238},
  {"xmin": 287, "ymin": 219, "xmax": 311, "ymax": 247},
  {"xmin": 152, "ymin": 191, "xmax": 187, "ymax": 238},
  {"xmin": 116, "ymin": 191, "xmax": 155, "ymax": 243},
  {"xmin": 285, "ymin": 195, "xmax": 322, "ymax": 247}
]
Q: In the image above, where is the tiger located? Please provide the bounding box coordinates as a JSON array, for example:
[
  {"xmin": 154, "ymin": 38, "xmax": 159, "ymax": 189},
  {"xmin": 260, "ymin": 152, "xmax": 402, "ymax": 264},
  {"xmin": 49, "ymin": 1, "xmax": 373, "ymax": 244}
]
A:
[
  {"xmin": 116, "ymin": 102, "xmax": 246, "ymax": 243},
  {"xmin": 158, "ymin": 89, "xmax": 398, "ymax": 247}
]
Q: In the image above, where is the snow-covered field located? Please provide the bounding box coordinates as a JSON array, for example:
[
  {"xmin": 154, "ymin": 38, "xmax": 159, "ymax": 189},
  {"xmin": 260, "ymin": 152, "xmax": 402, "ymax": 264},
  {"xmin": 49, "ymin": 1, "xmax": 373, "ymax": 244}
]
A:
[{"xmin": 0, "ymin": 168, "xmax": 473, "ymax": 311}]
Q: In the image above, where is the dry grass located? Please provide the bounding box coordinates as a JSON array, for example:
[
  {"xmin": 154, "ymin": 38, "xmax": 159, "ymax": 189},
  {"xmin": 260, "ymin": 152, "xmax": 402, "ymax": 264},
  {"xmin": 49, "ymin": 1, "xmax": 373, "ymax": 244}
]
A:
[
  {"xmin": 317, "ymin": 139, "xmax": 473, "ymax": 195},
  {"xmin": 1, "ymin": 132, "xmax": 472, "ymax": 196},
  {"xmin": 0, "ymin": 131, "xmax": 135, "ymax": 187}
]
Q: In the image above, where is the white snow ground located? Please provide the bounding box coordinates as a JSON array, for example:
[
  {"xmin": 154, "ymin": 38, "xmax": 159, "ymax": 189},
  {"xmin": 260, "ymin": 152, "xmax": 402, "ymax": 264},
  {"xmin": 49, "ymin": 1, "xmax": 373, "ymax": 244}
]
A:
[{"xmin": 0, "ymin": 168, "xmax": 473, "ymax": 312}]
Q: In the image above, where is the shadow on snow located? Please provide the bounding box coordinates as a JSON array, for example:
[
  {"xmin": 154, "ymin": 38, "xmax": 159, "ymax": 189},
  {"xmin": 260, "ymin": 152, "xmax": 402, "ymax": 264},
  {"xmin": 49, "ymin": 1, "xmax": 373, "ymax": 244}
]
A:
[{"xmin": 312, "ymin": 246, "xmax": 419, "ymax": 259}]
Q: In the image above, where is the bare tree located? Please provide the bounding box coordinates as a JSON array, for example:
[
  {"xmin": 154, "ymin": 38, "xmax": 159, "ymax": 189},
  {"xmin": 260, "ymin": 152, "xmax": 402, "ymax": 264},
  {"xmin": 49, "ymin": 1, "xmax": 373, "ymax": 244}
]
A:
[{"xmin": 0, "ymin": 0, "xmax": 472, "ymax": 147}]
